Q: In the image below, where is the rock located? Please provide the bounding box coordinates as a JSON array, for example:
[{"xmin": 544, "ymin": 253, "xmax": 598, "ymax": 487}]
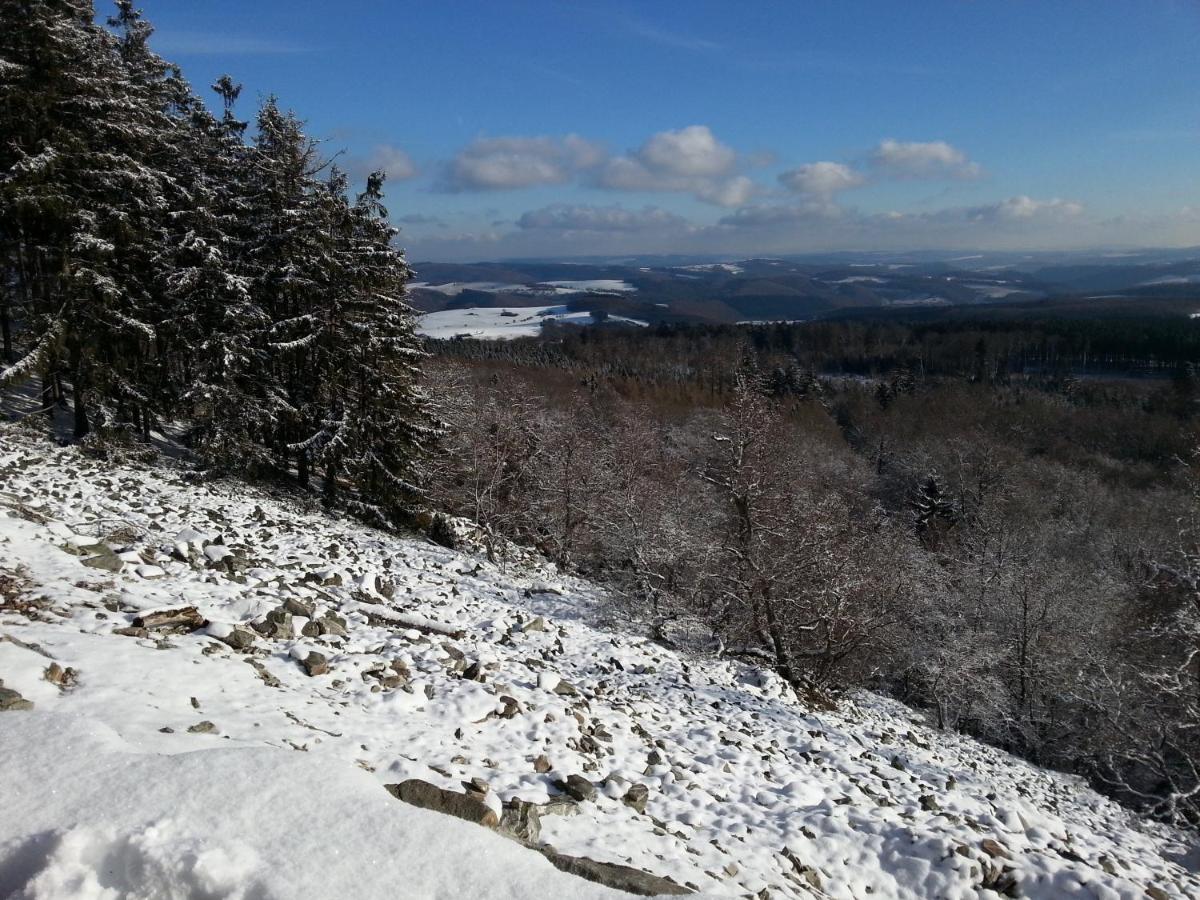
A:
[
  {"xmin": 133, "ymin": 606, "xmax": 207, "ymax": 633},
  {"xmin": 553, "ymin": 679, "xmax": 579, "ymax": 697},
  {"xmin": 301, "ymin": 651, "xmax": 329, "ymax": 677},
  {"xmin": 113, "ymin": 626, "xmax": 149, "ymax": 639},
  {"xmin": 981, "ymin": 838, "xmax": 1009, "ymax": 859},
  {"xmin": 538, "ymin": 849, "xmax": 692, "ymax": 896},
  {"xmin": 385, "ymin": 779, "xmax": 499, "ymax": 828},
  {"xmin": 317, "ymin": 612, "xmax": 348, "ymax": 638},
  {"xmin": 0, "ymin": 686, "xmax": 33, "ymax": 711},
  {"xmin": 523, "ymin": 616, "xmax": 547, "ymax": 633},
  {"xmin": 300, "ymin": 619, "xmax": 321, "ymax": 638},
  {"xmin": 534, "ymin": 754, "xmax": 552, "ymax": 774},
  {"xmin": 43, "ymin": 662, "xmax": 78, "ymax": 689},
  {"xmin": 252, "ymin": 607, "xmax": 293, "ymax": 640},
  {"xmin": 919, "ymin": 794, "xmax": 940, "ymax": 812},
  {"xmin": 462, "ymin": 661, "xmax": 484, "ymax": 682},
  {"xmin": 282, "ymin": 597, "xmax": 316, "ymax": 618},
  {"xmin": 1146, "ymin": 888, "xmax": 1171, "ymax": 900},
  {"xmin": 558, "ymin": 774, "xmax": 597, "ymax": 803},
  {"xmin": 539, "ymin": 798, "xmax": 579, "ymax": 817},
  {"xmin": 187, "ymin": 720, "xmax": 217, "ymax": 734},
  {"xmin": 623, "ymin": 783, "xmax": 650, "ymax": 814},
  {"xmin": 497, "ymin": 695, "xmax": 522, "ymax": 719},
  {"xmin": 498, "ymin": 799, "xmax": 541, "ymax": 844},
  {"xmin": 81, "ymin": 544, "xmax": 124, "ymax": 572},
  {"xmin": 219, "ymin": 627, "xmax": 257, "ymax": 651}
]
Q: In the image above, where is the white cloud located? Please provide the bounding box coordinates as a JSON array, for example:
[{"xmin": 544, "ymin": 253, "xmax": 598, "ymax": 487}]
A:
[
  {"xmin": 718, "ymin": 201, "xmax": 842, "ymax": 228},
  {"xmin": 871, "ymin": 139, "xmax": 982, "ymax": 180},
  {"xmin": 362, "ymin": 144, "xmax": 417, "ymax": 181},
  {"xmin": 517, "ymin": 204, "xmax": 689, "ymax": 232},
  {"xmin": 965, "ymin": 195, "xmax": 1084, "ymax": 221},
  {"xmin": 596, "ymin": 125, "xmax": 749, "ymax": 205},
  {"xmin": 443, "ymin": 134, "xmax": 605, "ymax": 191},
  {"xmin": 778, "ymin": 161, "xmax": 865, "ymax": 197}
]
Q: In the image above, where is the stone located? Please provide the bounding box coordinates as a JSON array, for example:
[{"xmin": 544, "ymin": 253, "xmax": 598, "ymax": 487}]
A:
[
  {"xmin": 462, "ymin": 661, "xmax": 484, "ymax": 682},
  {"xmin": 252, "ymin": 607, "xmax": 293, "ymax": 640},
  {"xmin": 981, "ymin": 839, "xmax": 1009, "ymax": 859},
  {"xmin": 113, "ymin": 626, "xmax": 150, "ymax": 639},
  {"xmin": 1146, "ymin": 888, "xmax": 1171, "ymax": 900},
  {"xmin": 81, "ymin": 544, "xmax": 124, "ymax": 573},
  {"xmin": 317, "ymin": 613, "xmax": 348, "ymax": 638},
  {"xmin": 539, "ymin": 798, "xmax": 579, "ymax": 817},
  {"xmin": 43, "ymin": 662, "xmax": 77, "ymax": 689},
  {"xmin": 497, "ymin": 695, "xmax": 522, "ymax": 719},
  {"xmin": 498, "ymin": 799, "xmax": 541, "ymax": 844},
  {"xmin": 523, "ymin": 617, "xmax": 547, "ymax": 633},
  {"xmin": 0, "ymin": 686, "xmax": 33, "ymax": 711},
  {"xmin": 133, "ymin": 606, "xmax": 207, "ymax": 633},
  {"xmin": 282, "ymin": 597, "xmax": 316, "ymax": 618},
  {"xmin": 384, "ymin": 779, "xmax": 499, "ymax": 828},
  {"xmin": 538, "ymin": 849, "xmax": 692, "ymax": 896},
  {"xmin": 301, "ymin": 651, "xmax": 329, "ymax": 677},
  {"xmin": 187, "ymin": 720, "xmax": 217, "ymax": 734},
  {"xmin": 558, "ymin": 774, "xmax": 597, "ymax": 803},
  {"xmin": 219, "ymin": 627, "xmax": 257, "ymax": 651},
  {"xmin": 552, "ymin": 679, "xmax": 579, "ymax": 697},
  {"xmin": 623, "ymin": 783, "xmax": 650, "ymax": 814},
  {"xmin": 534, "ymin": 754, "xmax": 552, "ymax": 774}
]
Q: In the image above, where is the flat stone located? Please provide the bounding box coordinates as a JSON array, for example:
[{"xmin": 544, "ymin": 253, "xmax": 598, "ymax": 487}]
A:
[
  {"xmin": 558, "ymin": 774, "xmax": 597, "ymax": 803},
  {"xmin": 385, "ymin": 779, "xmax": 499, "ymax": 828},
  {"xmin": 538, "ymin": 849, "xmax": 692, "ymax": 896},
  {"xmin": 0, "ymin": 687, "xmax": 33, "ymax": 711},
  {"xmin": 133, "ymin": 606, "xmax": 207, "ymax": 633},
  {"xmin": 219, "ymin": 627, "xmax": 257, "ymax": 651},
  {"xmin": 187, "ymin": 720, "xmax": 217, "ymax": 734}
]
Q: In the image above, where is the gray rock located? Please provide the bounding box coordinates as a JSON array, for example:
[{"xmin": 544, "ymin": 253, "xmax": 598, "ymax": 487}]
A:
[
  {"xmin": 282, "ymin": 597, "xmax": 316, "ymax": 618},
  {"xmin": 301, "ymin": 651, "xmax": 329, "ymax": 677},
  {"xmin": 623, "ymin": 783, "xmax": 650, "ymax": 814},
  {"xmin": 81, "ymin": 543, "xmax": 124, "ymax": 572},
  {"xmin": 534, "ymin": 754, "xmax": 552, "ymax": 774},
  {"xmin": 385, "ymin": 779, "xmax": 499, "ymax": 828},
  {"xmin": 552, "ymin": 679, "xmax": 579, "ymax": 697},
  {"xmin": 539, "ymin": 797, "xmax": 579, "ymax": 817},
  {"xmin": 252, "ymin": 607, "xmax": 293, "ymax": 640},
  {"xmin": 220, "ymin": 627, "xmax": 257, "ymax": 651},
  {"xmin": 523, "ymin": 617, "xmax": 547, "ymax": 633},
  {"xmin": 558, "ymin": 774, "xmax": 597, "ymax": 803},
  {"xmin": 538, "ymin": 849, "xmax": 692, "ymax": 896},
  {"xmin": 317, "ymin": 613, "xmax": 348, "ymax": 638},
  {"xmin": 134, "ymin": 606, "xmax": 207, "ymax": 633},
  {"xmin": 187, "ymin": 720, "xmax": 217, "ymax": 734},
  {"xmin": 0, "ymin": 686, "xmax": 33, "ymax": 711},
  {"xmin": 498, "ymin": 799, "xmax": 541, "ymax": 844}
]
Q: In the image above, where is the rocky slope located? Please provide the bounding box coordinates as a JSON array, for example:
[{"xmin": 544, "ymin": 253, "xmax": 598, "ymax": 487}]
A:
[{"xmin": 0, "ymin": 425, "xmax": 1196, "ymax": 899}]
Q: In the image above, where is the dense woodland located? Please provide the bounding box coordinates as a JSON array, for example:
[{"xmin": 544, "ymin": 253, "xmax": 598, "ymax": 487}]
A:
[
  {"xmin": 426, "ymin": 326, "xmax": 1200, "ymax": 827},
  {"xmin": 0, "ymin": 1, "xmax": 438, "ymax": 523},
  {"xmin": 4, "ymin": 1, "xmax": 1200, "ymax": 833}
]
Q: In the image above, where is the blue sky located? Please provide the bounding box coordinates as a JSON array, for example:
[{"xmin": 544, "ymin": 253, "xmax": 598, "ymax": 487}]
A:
[{"xmin": 137, "ymin": 0, "xmax": 1200, "ymax": 260}]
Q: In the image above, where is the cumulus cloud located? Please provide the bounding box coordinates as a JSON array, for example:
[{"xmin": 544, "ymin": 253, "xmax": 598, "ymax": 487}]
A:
[
  {"xmin": 778, "ymin": 161, "xmax": 865, "ymax": 197},
  {"xmin": 362, "ymin": 144, "xmax": 418, "ymax": 181},
  {"xmin": 718, "ymin": 200, "xmax": 842, "ymax": 228},
  {"xmin": 596, "ymin": 125, "xmax": 750, "ymax": 205},
  {"xmin": 964, "ymin": 195, "xmax": 1084, "ymax": 221},
  {"xmin": 516, "ymin": 204, "xmax": 688, "ymax": 232},
  {"xmin": 443, "ymin": 134, "xmax": 605, "ymax": 191},
  {"xmin": 870, "ymin": 139, "xmax": 982, "ymax": 180}
]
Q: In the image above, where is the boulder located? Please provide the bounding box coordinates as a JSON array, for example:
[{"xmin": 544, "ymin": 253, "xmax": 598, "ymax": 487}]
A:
[
  {"xmin": 538, "ymin": 849, "xmax": 692, "ymax": 896},
  {"xmin": 384, "ymin": 779, "xmax": 499, "ymax": 828},
  {"xmin": 220, "ymin": 627, "xmax": 257, "ymax": 651},
  {"xmin": 558, "ymin": 774, "xmax": 597, "ymax": 803},
  {"xmin": 133, "ymin": 606, "xmax": 207, "ymax": 633},
  {"xmin": 622, "ymin": 783, "xmax": 650, "ymax": 814},
  {"xmin": 497, "ymin": 799, "xmax": 541, "ymax": 844},
  {"xmin": 0, "ymin": 686, "xmax": 33, "ymax": 711},
  {"xmin": 81, "ymin": 544, "xmax": 124, "ymax": 573},
  {"xmin": 301, "ymin": 651, "xmax": 329, "ymax": 677}
]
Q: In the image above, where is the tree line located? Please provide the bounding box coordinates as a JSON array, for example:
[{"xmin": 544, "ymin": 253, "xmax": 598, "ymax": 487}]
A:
[{"xmin": 0, "ymin": 1, "xmax": 437, "ymax": 523}]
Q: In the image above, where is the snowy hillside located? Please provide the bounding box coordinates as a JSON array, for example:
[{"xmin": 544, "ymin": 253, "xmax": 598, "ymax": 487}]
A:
[
  {"xmin": 418, "ymin": 305, "xmax": 647, "ymax": 340},
  {"xmin": 0, "ymin": 426, "xmax": 1196, "ymax": 900}
]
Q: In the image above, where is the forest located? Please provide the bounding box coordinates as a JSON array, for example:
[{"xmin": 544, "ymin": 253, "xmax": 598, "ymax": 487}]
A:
[{"xmin": 3, "ymin": 1, "xmax": 1200, "ymax": 834}]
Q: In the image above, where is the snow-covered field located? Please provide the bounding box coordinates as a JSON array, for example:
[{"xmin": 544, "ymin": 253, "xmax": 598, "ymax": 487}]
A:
[
  {"xmin": 410, "ymin": 280, "xmax": 637, "ymax": 297},
  {"xmin": 418, "ymin": 305, "xmax": 647, "ymax": 340},
  {"xmin": 0, "ymin": 427, "xmax": 1197, "ymax": 899}
]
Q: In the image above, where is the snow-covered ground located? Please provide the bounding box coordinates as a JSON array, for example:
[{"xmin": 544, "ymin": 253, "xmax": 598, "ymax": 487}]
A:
[
  {"xmin": 418, "ymin": 305, "xmax": 647, "ymax": 340},
  {"xmin": 0, "ymin": 427, "xmax": 1197, "ymax": 899},
  {"xmin": 410, "ymin": 280, "xmax": 637, "ymax": 297}
]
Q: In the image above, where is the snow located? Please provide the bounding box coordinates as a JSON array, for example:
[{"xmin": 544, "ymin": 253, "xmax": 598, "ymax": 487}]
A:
[
  {"xmin": 541, "ymin": 280, "xmax": 637, "ymax": 293},
  {"xmin": 418, "ymin": 306, "xmax": 647, "ymax": 341},
  {"xmin": 0, "ymin": 427, "xmax": 1197, "ymax": 900}
]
